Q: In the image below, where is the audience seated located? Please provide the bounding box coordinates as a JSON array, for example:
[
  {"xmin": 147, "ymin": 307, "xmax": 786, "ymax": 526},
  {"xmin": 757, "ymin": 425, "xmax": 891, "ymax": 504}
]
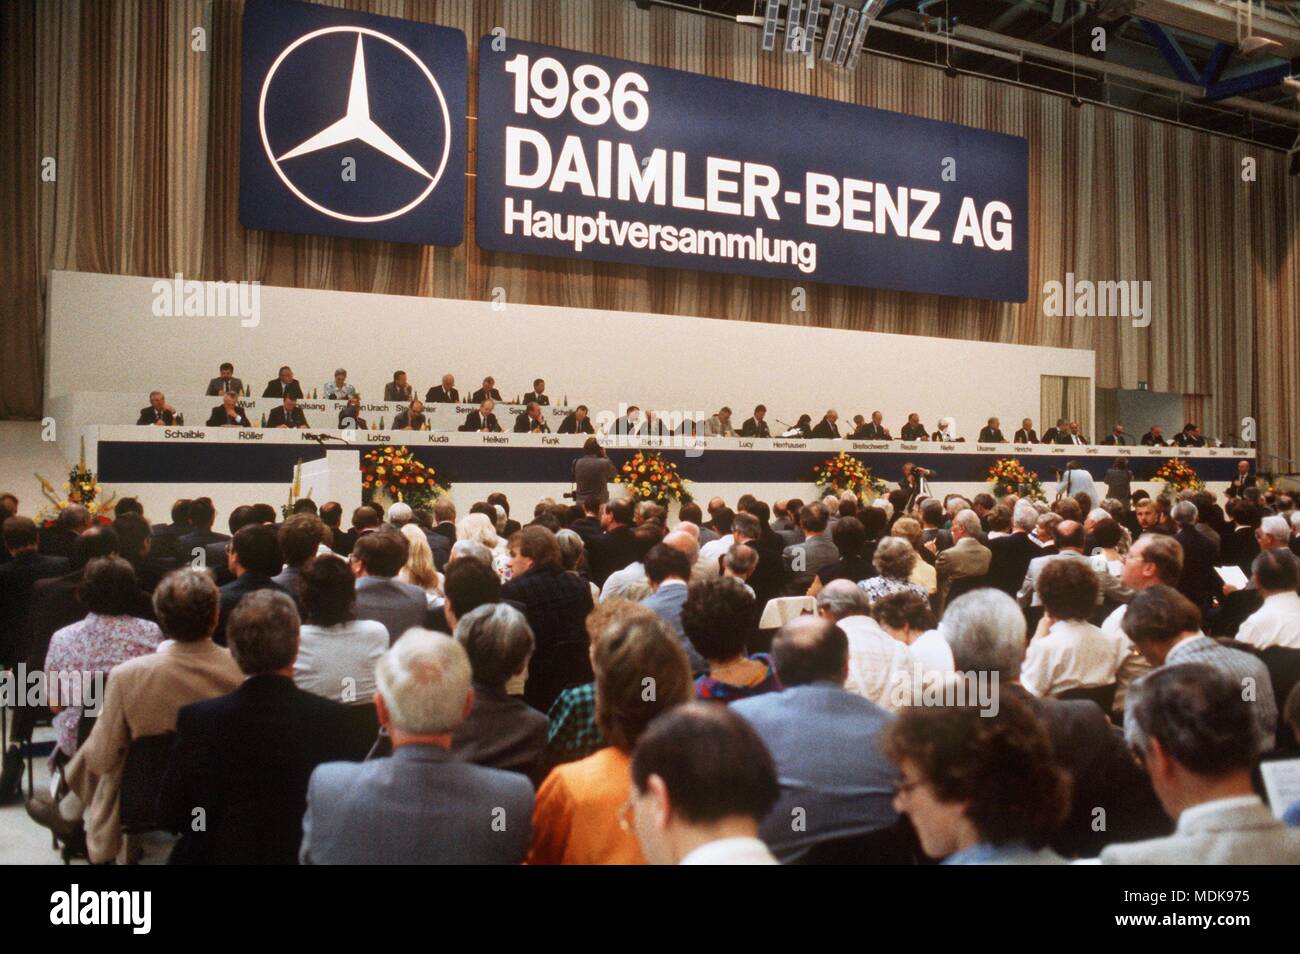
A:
[
  {"xmin": 301, "ymin": 629, "xmax": 534, "ymax": 864},
  {"xmin": 684, "ymin": 578, "xmax": 777, "ymax": 702},
  {"xmin": 628, "ymin": 704, "xmax": 780, "ymax": 865},
  {"xmin": 1021, "ymin": 559, "xmax": 1127, "ymax": 698},
  {"xmin": 294, "ymin": 555, "xmax": 387, "ymax": 703},
  {"xmin": 0, "ymin": 515, "xmax": 70, "ymax": 667},
  {"xmin": 215, "ymin": 523, "xmax": 286, "ymax": 644},
  {"xmin": 815, "ymin": 580, "xmax": 913, "ymax": 711},
  {"xmin": 639, "ymin": 542, "xmax": 705, "ymax": 673},
  {"xmin": 350, "ymin": 528, "xmax": 428, "ymax": 645},
  {"xmin": 874, "ymin": 590, "xmax": 952, "ymax": 675},
  {"xmin": 859, "ymin": 536, "xmax": 929, "ymax": 606},
  {"xmin": 1235, "ymin": 548, "xmax": 1300, "ymax": 650},
  {"xmin": 782, "ymin": 502, "xmax": 837, "ymax": 577}
]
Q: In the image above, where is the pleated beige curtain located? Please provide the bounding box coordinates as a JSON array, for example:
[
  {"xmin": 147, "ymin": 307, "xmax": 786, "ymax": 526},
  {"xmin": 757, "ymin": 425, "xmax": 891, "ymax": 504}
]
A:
[
  {"xmin": 1041, "ymin": 375, "xmax": 1091, "ymax": 439},
  {"xmin": 3, "ymin": 0, "xmax": 1298, "ymax": 462}
]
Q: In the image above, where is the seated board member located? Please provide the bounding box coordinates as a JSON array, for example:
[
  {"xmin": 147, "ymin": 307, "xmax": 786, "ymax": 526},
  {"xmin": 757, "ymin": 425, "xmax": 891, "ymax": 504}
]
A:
[
  {"xmin": 739, "ymin": 405, "xmax": 772, "ymax": 438},
  {"xmin": 206, "ymin": 392, "xmax": 251, "ymax": 427},
  {"xmin": 383, "ymin": 371, "xmax": 414, "ymax": 403},
  {"xmin": 1013, "ymin": 419, "xmax": 1039, "ymax": 443},
  {"xmin": 322, "ymin": 368, "xmax": 356, "ymax": 400},
  {"xmin": 262, "ymin": 366, "xmax": 304, "ymax": 399},
  {"xmin": 558, "ymin": 405, "xmax": 595, "ymax": 434},
  {"xmin": 392, "ymin": 400, "xmax": 427, "ymax": 431},
  {"xmin": 852, "ymin": 411, "xmax": 890, "ymax": 440},
  {"xmin": 205, "ymin": 362, "xmax": 243, "ymax": 396},
  {"xmin": 899, "ymin": 414, "xmax": 928, "ymax": 441},
  {"xmin": 137, "ymin": 391, "xmax": 177, "ymax": 426},
  {"xmin": 977, "ymin": 417, "xmax": 1005, "ymax": 443},
  {"xmin": 460, "ymin": 400, "xmax": 502, "ymax": 433},
  {"xmin": 811, "ymin": 410, "xmax": 841, "ymax": 439},
  {"xmin": 425, "ymin": 374, "xmax": 459, "ymax": 403},
  {"xmin": 338, "ymin": 396, "xmax": 367, "ymax": 430},
  {"xmin": 267, "ymin": 396, "xmax": 309, "ymax": 429},
  {"xmin": 470, "ymin": 377, "xmax": 503, "ymax": 404},
  {"xmin": 514, "ymin": 402, "xmax": 551, "ymax": 433},
  {"xmin": 522, "ymin": 378, "xmax": 550, "ymax": 406}
]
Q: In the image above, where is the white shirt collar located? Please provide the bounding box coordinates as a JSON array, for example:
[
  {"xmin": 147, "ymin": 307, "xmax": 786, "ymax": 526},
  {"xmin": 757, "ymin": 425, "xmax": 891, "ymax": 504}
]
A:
[
  {"xmin": 1177, "ymin": 795, "xmax": 1263, "ymax": 832},
  {"xmin": 680, "ymin": 837, "xmax": 777, "ymax": 866}
]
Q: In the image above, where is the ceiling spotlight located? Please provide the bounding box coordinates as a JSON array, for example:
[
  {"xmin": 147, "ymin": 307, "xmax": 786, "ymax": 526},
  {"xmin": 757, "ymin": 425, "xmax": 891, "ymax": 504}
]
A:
[{"xmin": 1070, "ymin": 96, "xmax": 1084, "ymax": 108}]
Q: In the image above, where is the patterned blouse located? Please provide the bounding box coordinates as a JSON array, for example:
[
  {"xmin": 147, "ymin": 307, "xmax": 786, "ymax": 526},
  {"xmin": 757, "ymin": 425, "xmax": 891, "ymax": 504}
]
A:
[
  {"xmin": 44, "ymin": 613, "xmax": 163, "ymax": 757},
  {"xmin": 546, "ymin": 682, "xmax": 605, "ymax": 763},
  {"xmin": 858, "ymin": 575, "xmax": 930, "ymax": 606},
  {"xmin": 695, "ymin": 654, "xmax": 782, "ymax": 703}
]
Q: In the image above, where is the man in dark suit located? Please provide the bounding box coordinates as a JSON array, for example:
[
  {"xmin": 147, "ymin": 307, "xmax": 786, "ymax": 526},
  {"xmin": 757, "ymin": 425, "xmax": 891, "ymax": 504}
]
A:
[
  {"xmin": 900, "ymin": 413, "xmax": 928, "ymax": 441},
  {"xmin": 205, "ymin": 362, "xmax": 243, "ymax": 396},
  {"xmin": 853, "ymin": 410, "xmax": 890, "ymax": 440},
  {"xmin": 558, "ymin": 404, "xmax": 596, "ymax": 434},
  {"xmin": 1227, "ymin": 460, "xmax": 1256, "ymax": 499},
  {"xmin": 392, "ymin": 399, "xmax": 427, "ymax": 431},
  {"xmin": 739, "ymin": 404, "xmax": 772, "ymax": 438},
  {"xmin": 431, "ymin": 498, "xmax": 457, "ymax": 546},
  {"xmin": 1103, "ymin": 459, "xmax": 1132, "ymax": 506},
  {"xmin": 352, "ymin": 529, "xmax": 428, "ymax": 644},
  {"xmin": 1013, "ymin": 418, "xmax": 1039, "ymax": 443},
  {"xmin": 1141, "ymin": 425, "xmax": 1167, "ymax": 446},
  {"xmin": 215, "ymin": 524, "xmax": 286, "ymax": 645},
  {"xmin": 460, "ymin": 399, "xmax": 502, "ymax": 433},
  {"xmin": 425, "ymin": 374, "xmax": 459, "ymax": 403},
  {"xmin": 977, "ymin": 417, "xmax": 1005, "ymax": 443},
  {"xmin": 587, "ymin": 497, "xmax": 640, "ymax": 586},
  {"xmin": 177, "ymin": 498, "xmax": 228, "ymax": 558},
  {"xmin": 1174, "ymin": 423, "xmax": 1206, "ymax": 447},
  {"xmin": 302, "ymin": 627, "xmax": 533, "ymax": 863},
  {"xmin": 569, "ymin": 497, "xmax": 604, "ymax": 549},
  {"xmin": 811, "ymin": 410, "xmax": 841, "ymax": 439},
  {"xmin": 113, "ymin": 511, "xmax": 175, "ymax": 594},
  {"xmin": 733, "ymin": 511, "xmax": 784, "ymax": 610},
  {"xmin": 38, "ymin": 505, "xmax": 91, "ymax": 561},
  {"xmin": 1057, "ymin": 422, "xmax": 1088, "ymax": 445},
  {"xmin": 319, "ymin": 502, "xmax": 356, "ymax": 558},
  {"xmin": 470, "ymin": 377, "xmax": 503, "ymax": 404},
  {"xmin": 383, "ymin": 371, "xmax": 414, "ymax": 403},
  {"xmin": 262, "ymin": 366, "xmax": 304, "ymax": 399},
  {"xmin": 1102, "ymin": 423, "xmax": 1134, "ymax": 445},
  {"xmin": 160, "ymin": 590, "xmax": 366, "ymax": 864},
  {"xmin": 522, "ymin": 378, "xmax": 549, "ymax": 406},
  {"xmin": 137, "ymin": 390, "xmax": 176, "ymax": 426},
  {"xmin": 0, "ymin": 516, "xmax": 70, "ymax": 667},
  {"xmin": 1041, "ymin": 418, "xmax": 1067, "ymax": 445},
  {"xmin": 151, "ymin": 499, "xmax": 193, "ymax": 564},
  {"xmin": 206, "ymin": 391, "xmax": 251, "ymax": 427},
  {"xmin": 985, "ymin": 507, "xmax": 1040, "ymax": 597},
  {"xmin": 266, "ymin": 396, "xmax": 309, "ymax": 429},
  {"xmin": 513, "ymin": 402, "xmax": 550, "ymax": 433},
  {"xmin": 1171, "ymin": 501, "xmax": 1220, "ymax": 614}
]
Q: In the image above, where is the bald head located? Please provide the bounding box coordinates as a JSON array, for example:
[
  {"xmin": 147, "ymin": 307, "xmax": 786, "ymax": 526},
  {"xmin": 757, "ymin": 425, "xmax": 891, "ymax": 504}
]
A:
[
  {"xmin": 816, "ymin": 578, "xmax": 871, "ymax": 621},
  {"xmin": 1053, "ymin": 519, "xmax": 1085, "ymax": 551},
  {"xmin": 674, "ymin": 521, "xmax": 700, "ymax": 541},
  {"xmin": 663, "ymin": 530, "xmax": 700, "ymax": 565},
  {"xmin": 770, "ymin": 615, "xmax": 848, "ymax": 687}
]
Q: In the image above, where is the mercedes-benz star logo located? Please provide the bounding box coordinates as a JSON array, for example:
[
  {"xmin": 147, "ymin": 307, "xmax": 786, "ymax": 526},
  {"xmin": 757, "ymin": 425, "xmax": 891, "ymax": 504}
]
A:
[{"xmin": 258, "ymin": 26, "xmax": 451, "ymax": 223}]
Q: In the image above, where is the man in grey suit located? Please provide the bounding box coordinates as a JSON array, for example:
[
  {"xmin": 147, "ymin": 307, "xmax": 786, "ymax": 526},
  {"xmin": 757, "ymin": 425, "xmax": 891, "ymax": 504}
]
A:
[
  {"xmin": 350, "ymin": 528, "xmax": 429, "ymax": 644},
  {"xmin": 782, "ymin": 502, "xmax": 838, "ymax": 577},
  {"xmin": 732, "ymin": 615, "xmax": 899, "ymax": 862},
  {"xmin": 301, "ymin": 629, "xmax": 534, "ymax": 864},
  {"xmin": 1017, "ymin": 520, "xmax": 1132, "ymax": 608},
  {"xmin": 1103, "ymin": 458, "xmax": 1132, "ymax": 507},
  {"xmin": 205, "ymin": 362, "xmax": 243, "ymax": 396},
  {"xmin": 1102, "ymin": 663, "xmax": 1300, "ymax": 864},
  {"xmin": 640, "ymin": 543, "xmax": 706, "ymax": 674},
  {"xmin": 934, "ymin": 510, "xmax": 991, "ymax": 609}
]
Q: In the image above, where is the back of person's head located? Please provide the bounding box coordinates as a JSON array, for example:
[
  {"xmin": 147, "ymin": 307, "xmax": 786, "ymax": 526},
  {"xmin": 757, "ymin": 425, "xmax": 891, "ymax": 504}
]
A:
[
  {"xmin": 891, "ymin": 516, "xmax": 922, "ymax": 546},
  {"xmin": 920, "ymin": 499, "xmax": 944, "ymax": 528},
  {"xmin": 351, "ymin": 527, "xmax": 408, "ymax": 578},
  {"xmin": 629, "ymin": 520, "xmax": 666, "ymax": 560},
  {"xmin": 986, "ymin": 505, "xmax": 1012, "ymax": 533},
  {"xmin": 70, "ymin": 525, "xmax": 120, "ymax": 570},
  {"xmin": 151, "ymin": 568, "xmax": 220, "ymax": 642},
  {"xmin": 1010, "ymin": 500, "xmax": 1039, "ymax": 533},
  {"xmin": 830, "ymin": 516, "xmax": 866, "ymax": 558},
  {"xmin": 188, "ymin": 497, "xmax": 216, "ymax": 529},
  {"xmin": 443, "ymin": 557, "xmax": 501, "ymax": 620},
  {"xmin": 1051, "ymin": 519, "xmax": 1084, "ymax": 550},
  {"xmin": 743, "ymin": 499, "xmax": 771, "ymax": 525},
  {"xmin": 486, "ymin": 492, "xmax": 511, "ymax": 516},
  {"xmin": 226, "ymin": 589, "xmax": 300, "ymax": 675},
  {"xmin": 815, "ymin": 578, "xmax": 871, "ymax": 622},
  {"xmin": 457, "ymin": 512, "xmax": 500, "ymax": 549},
  {"xmin": 299, "ymin": 554, "xmax": 356, "ymax": 627},
  {"xmin": 723, "ymin": 543, "xmax": 758, "ymax": 579},
  {"xmin": 454, "ymin": 603, "xmax": 534, "ymax": 690},
  {"xmin": 554, "ymin": 528, "xmax": 585, "ymax": 571},
  {"xmin": 1036, "ymin": 557, "xmax": 1099, "ymax": 621},
  {"xmin": 1170, "ymin": 500, "xmax": 1199, "ymax": 527},
  {"xmin": 318, "ymin": 501, "xmax": 342, "ymax": 528},
  {"xmin": 376, "ymin": 629, "xmax": 473, "ymax": 735},
  {"xmin": 278, "ymin": 513, "xmax": 325, "ymax": 568},
  {"xmin": 1121, "ymin": 585, "xmax": 1202, "ymax": 648},
  {"xmin": 591, "ymin": 614, "xmax": 692, "ymax": 752},
  {"xmin": 1133, "ymin": 534, "xmax": 1183, "ymax": 584},
  {"xmin": 432, "ymin": 496, "xmax": 456, "ymax": 525},
  {"xmin": 872, "ymin": 535, "xmax": 917, "ymax": 582},
  {"xmin": 644, "ymin": 542, "xmax": 691, "ymax": 586},
  {"xmin": 711, "ymin": 507, "xmax": 734, "ymax": 534},
  {"xmin": 170, "ymin": 498, "xmax": 193, "ymax": 525},
  {"xmin": 250, "ymin": 503, "xmax": 277, "ymax": 525},
  {"xmin": 770, "ymin": 615, "xmax": 848, "ymax": 687},
  {"xmin": 399, "ymin": 524, "xmax": 438, "ymax": 590},
  {"xmin": 291, "ymin": 498, "xmax": 318, "ymax": 515},
  {"xmin": 76, "ymin": 556, "xmax": 142, "ymax": 616},
  {"xmin": 351, "ymin": 505, "xmax": 381, "ymax": 531},
  {"xmin": 858, "ymin": 505, "xmax": 887, "ymax": 539},
  {"xmin": 731, "ymin": 512, "xmax": 761, "ymax": 542},
  {"xmin": 510, "ymin": 525, "xmax": 562, "ymax": 571},
  {"xmin": 57, "ymin": 504, "xmax": 91, "ymax": 532},
  {"xmin": 940, "ymin": 588, "xmax": 1026, "ymax": 682},
  {"xmin": 386, "ymin": 502, "xmax": 414, "ymax": 527},
  {"xmin": 227, "ymin": 504, "xmax": 259, "ymax": 535},
  {"xmin": 1091, "ymin": 516, "xmax": 1122, "ymax": 550},
  {"xmin": 114, "ymin": 497, "xmax": 144, "ymax": 518},
  {"xmin": 1252, "ymin": 547, "xmax": 1299, "ymax": 592},
  {"xmin": 606, "ymin": 497, "xmax": 635, "ymax": 526},
  {"xmin": 630, "ymin": 703, "xmax": 779, "ymax": 833},
  {"xmin": 882, "ymin": 697, "xmax": 1069, "ymax": 851},
  {"xmin": 449, "ymin": 539, "xmax": 493, "ymax": 566},
  {"xmin": 680, "ymin": 578, "xmax": 756, "ymax": 663},
  {"xmin": 678, "ymin": 501, "xmax": 703, "ymax": 525},
  {"xmin": 952, "ymin": 509, "xmax": 982, "ymax": 537},
  {"xmin": 232, "ymin": 523, "xmax": 283, "ymax": 576},
  {"xmin": 1127, "ymin": 664, "xmax": 1259, "ymax": 774},
  {"xmin": 799, "ymin": 502, "xmax": 829, "ymax": 534},
  {"xmin": 871, "ymin": 589, "xmax": 936, "ymax": 634}
]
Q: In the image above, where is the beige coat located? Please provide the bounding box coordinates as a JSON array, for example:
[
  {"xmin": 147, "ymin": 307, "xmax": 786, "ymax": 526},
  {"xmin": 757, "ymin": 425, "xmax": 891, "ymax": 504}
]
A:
[
  {"xmin": 65, "ymin": 639, "xmax": 243, "ymax": 863},
  {"xmin": 935, "ymin": 536, "xmax": 992, "ymax": 607}
]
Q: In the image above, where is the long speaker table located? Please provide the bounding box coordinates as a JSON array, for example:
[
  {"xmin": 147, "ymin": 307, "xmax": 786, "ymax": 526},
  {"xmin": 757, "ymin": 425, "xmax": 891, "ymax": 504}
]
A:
[{"xmin": 91, "ymin": 425, "xmax": 1252, "ymax": 488}]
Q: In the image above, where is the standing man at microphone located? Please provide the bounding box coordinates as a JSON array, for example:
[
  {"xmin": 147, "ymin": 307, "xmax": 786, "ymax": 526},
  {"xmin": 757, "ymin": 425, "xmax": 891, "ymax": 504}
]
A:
[{"xmin": 572, "ymin": 437, "xmax": 618, "ymax": 508}]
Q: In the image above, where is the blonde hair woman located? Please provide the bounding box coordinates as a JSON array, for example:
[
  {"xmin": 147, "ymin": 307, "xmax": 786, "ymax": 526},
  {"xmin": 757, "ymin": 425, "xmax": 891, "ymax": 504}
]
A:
[
  {"xmin": 398, "ymin": 523, "xmax": 443, "ymax": 605},
  {"xmin": 457, "ymin": 512, "xmax": 512, "ymax": 580}
]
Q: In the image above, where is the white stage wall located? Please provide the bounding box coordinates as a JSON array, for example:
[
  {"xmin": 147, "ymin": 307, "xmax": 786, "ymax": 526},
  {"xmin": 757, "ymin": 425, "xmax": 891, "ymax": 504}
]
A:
[{"xmin": 46, "ymin": 270, "xmax": 1094, "ymax": 440}]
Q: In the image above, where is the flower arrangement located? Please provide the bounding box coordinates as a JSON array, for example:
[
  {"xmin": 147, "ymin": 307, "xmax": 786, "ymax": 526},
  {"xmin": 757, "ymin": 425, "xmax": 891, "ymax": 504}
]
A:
[
  {"xmin": 361, "ymin": 446, "xmax": 448, "ymax": 510},
  {"xmin": 1152, "ymin": 458, "xmax": 1205, "ymax": 494},
  {"xmin": 35, "ymin": 436, "xmax": 117, "ymax": 524},
  {"xmin": 614, "ymin": 452, "xmax": 692, "ymax": 503},
  {"xmin": 811, "ymin": 452, "xmax": 889, "ymax": 502},
  {"xmin": 987, "ymin": 458, "xmax": 1046, "ymax": 500}
]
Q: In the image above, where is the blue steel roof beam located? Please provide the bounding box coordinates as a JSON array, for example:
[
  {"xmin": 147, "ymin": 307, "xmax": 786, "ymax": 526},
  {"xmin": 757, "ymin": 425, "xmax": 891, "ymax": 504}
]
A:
[{"xmin": 1139, "ymin": 19, "xmax": 1202, "ymax": 86}]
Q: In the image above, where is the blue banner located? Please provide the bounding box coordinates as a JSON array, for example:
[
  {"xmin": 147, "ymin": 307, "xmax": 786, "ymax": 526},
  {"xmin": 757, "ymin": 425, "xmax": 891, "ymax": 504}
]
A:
[
  {"xmin": 239, "ymin": 0, "xmax": 466, "ymax": 246},
  {"xmin": 475, "ymin": 37, "xmax": 1029, "ymax": 302}
]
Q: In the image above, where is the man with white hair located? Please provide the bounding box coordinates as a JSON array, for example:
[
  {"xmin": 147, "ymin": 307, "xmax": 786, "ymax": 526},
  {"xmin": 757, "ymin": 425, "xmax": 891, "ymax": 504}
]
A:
[
  {"xmin": 934, "ymin": 509, "xmax": 991, "ymax": 609},
  {"xmin": 1236, "ymin": 548, "xmax": 1300, "ymax": 650},
  {"xmin": 1170, "ymin": 499, "xmax": 1220, "ymax": 613},
  {"xmin": 301, "ymin": 629, "xmax": 534, "ymax": 864},
  {"xmin": 986, "ymin": 501, "xmax": 1044, "ymax": 596},
  {"xmin": 385, "ymin": 502, "xmax": 414, "ymax": 527},
  {"xmin": 1213, "ymin": 514, "xmax": 1292, "ymax": 636},
  {"xmin": 815, "ymin": 580, "xmax": 913, "ymax": 712}
]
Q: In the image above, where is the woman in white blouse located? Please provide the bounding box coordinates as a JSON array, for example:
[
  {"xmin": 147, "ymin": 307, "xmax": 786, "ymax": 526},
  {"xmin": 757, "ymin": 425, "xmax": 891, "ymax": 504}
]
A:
[
  {"xmin": 1021, "ymin": 557, "xmax": 1126, "ymax": 698},
  {"xmin": 294, "ymin": 554, "xmax": 387, "ymax": 703}
]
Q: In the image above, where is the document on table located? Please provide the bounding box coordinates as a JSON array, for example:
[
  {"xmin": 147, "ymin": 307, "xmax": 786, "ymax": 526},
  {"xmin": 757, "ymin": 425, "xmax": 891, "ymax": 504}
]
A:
[{"xmin": 1261, "ymin": 759, "xmax": 1300, "ymax": 820}]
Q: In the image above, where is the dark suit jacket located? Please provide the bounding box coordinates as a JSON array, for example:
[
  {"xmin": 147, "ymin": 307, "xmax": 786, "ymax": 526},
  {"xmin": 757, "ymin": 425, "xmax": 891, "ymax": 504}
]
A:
[
  {"xmin": 1042, "ymin": 427, "xmax": 1061, "ymax": 444},
  {"xmin": 424, "ymin": 528, "xmax": 451, "ymax": 571},
  {"xmin": 985, "ymin": 532, "xmax": 1039, "ymax": 597},
  {"xmin": 558, "ymin": 413, "xmax": 594, "ymax": 434},
  {"xmin": 522, "ymin": 392, "xmax": 549, "ymax": 406},
  {"xmin": 215, "ymin": 574, "xmax": 287, "ymax": 645},
  {"xmin": 977, "ymin": 427, "xmax": 1005, "ymax": 442},
  {"xmin": 736, "ymin": 417, "xmax": 770, "ymax": 438},
  {"xmin": 266, "ymin": 406, "xmax": 308, "ymax": 428},
  {"xmin": 811, "ymin": 418, "xmax": 841, "ymax": 439},
  {"xmin": 460, "ymin": 410, "xmax": 501, "ymax": 432},
  {"xmin": 383, "ymin": 382, "xmax": 414, "ymax": 402},
  {"xmin": 206, "ymin": 377, "xmax": 243, "ymax": 396},
  {"xmin": 1227, "ymin": 474, "xmax": 1257, "ymax": 498},
  {"xmin": 587, "ymin": 525, "xmax": 640, "ymax": 587},
  {"xmin": 425, "ymin": 385, "xmax": 459, "ymax": 403},
  {"xmin": 853, "ymin": 422, "xmax": 890, "ymax": 440},
  {"xmin": 1175, "ymin": 526, "xmax": 1221, "ymax": 612},
  {"xmin": 1221, "ymin": 526, "xmax": 1261, "ymax": 576},
  {"xmin": 1103, "ymin": 468, "xmax": 1132, "ymax": 504},
  {"xmin": 502, "ymin": 567, "xmax": 595, "ymax": 713},
  {"xmin": 38, "ymin": 527, "xmax": 80, "ymax": 561},
  {"xmin": 391, "ymin": 410, "xmax": 426, "ymax": 431},
  {"xmin": 1014, "ymin": 429, "xmax": 1039, "ymax": 443},
  {"xmin": 513, "ymin": 413, "xmax": 550, "ymax": 433},
  {"xmin": 1101, "ymin": 434, "xmax": 1134, "ymax": 445},
  {"xmin": 137, "ymin": 406, "xmax": 175, "ymax": 426},
  {"xmin": 1056, "ymin": 431, "xmax": 1089, "ymax": 445},
  {"xmin": 451, "ymin": 682, "xmax": 548, "ymax": 782},
  {"xmin": 262, "ymin": 379, "xmax": 304, "ymax": 399},
  {"xmin": 327, "ymin": 527, "xmax": 357, "ymax": 558},
  {"xmin": 1140, "ymin": 432, "xmax": 1166, "ymax": 446},
  {"xmin": 206, "ymin": 405, "xmax": 250, "ymax": 427},
  {"xmin": 470, "ymin": 388, "xmax": 503, "ymax": 404},
  {"xmin": 0, "ymin": 552, "xmax": 70, "ymax": 665},
  {"xmin": 160, "ymin": 675, "xmax": 365, "ymax": 864},
  {"xmin": 900, "ymin": 423, "xmax": 927, "ymax": 440},
  {"xmin": 150, "ymin": 521, "xmax": 193, "ymax": 563}
]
